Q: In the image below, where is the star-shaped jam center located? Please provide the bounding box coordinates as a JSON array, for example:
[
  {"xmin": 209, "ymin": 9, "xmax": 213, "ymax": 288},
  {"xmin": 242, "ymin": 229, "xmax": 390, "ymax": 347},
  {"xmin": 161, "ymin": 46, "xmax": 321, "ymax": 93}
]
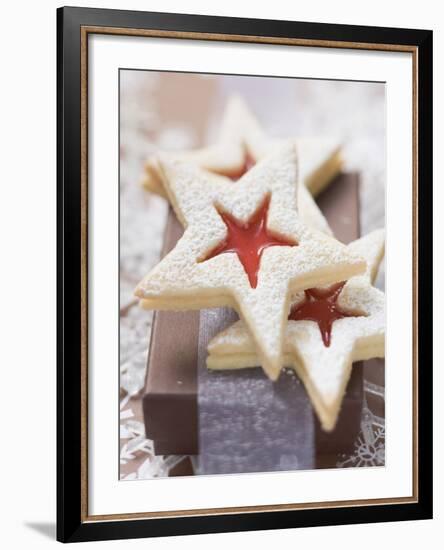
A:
[
  {"xmin": 288, "ymin": 282, "xmax": 363, "ymax": 347},
  {"xmin": 220, "ymin": 146, "xmax": 256, "ymax": 181},
  {"xmin": 201, "ymin": 195, "xmax": 297, "ymax": 289}
]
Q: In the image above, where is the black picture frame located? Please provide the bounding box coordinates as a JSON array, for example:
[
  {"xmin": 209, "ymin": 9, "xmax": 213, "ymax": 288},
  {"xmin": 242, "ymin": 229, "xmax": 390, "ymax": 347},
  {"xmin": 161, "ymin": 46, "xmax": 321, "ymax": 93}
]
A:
[{"xmin": 57, "ymin": 5, "xmax": 433, "ymax": 543}]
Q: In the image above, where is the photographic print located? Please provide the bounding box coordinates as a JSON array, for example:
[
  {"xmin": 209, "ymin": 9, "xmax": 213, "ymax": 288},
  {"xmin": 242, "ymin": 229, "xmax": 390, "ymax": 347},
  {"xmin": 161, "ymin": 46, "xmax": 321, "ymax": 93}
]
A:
[
  {"xmin": 57, "ymin": 8, "xmax": 431, "ymax": 541},
  {"xmin": 119, "ymin": 71, "xmax": 386, "ymax": 479}
]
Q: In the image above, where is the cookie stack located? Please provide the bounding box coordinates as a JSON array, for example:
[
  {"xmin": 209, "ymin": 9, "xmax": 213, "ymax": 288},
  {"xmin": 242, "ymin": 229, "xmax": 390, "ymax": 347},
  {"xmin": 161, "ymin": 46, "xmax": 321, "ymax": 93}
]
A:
[{"xmin": 136, "ymin": 96, "xmax": 385, "ymax": 437}]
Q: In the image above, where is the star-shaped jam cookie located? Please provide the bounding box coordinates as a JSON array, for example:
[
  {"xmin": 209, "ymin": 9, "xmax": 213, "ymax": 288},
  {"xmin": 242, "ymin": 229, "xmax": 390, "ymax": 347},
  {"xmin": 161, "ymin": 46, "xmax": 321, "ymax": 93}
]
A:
[
  {"xmin": 207, "ymin": 229, "xmax": 385, "ymax": 429},
  {"xmin": 142, "ymin": 95, "xmax": 343, "ymax": 236},
  {"xmin": 135, "ymin": 145, "xmax": 366, "ymax": 380}
]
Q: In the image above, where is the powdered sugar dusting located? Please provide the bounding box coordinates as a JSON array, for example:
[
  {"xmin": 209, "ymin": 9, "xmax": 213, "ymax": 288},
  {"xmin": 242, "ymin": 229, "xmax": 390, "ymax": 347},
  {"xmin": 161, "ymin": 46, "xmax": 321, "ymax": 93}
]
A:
[
  {"xmin": 207, "ymin": 230, "xmax": 385, "ymax": 430},
  {"xmin": 136, "ymin": 146, "xmax": 365, "ymax": 378}
]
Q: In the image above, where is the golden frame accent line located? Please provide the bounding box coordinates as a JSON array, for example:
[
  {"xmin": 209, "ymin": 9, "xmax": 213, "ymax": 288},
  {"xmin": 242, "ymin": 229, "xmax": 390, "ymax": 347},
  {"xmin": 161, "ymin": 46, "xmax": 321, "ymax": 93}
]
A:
[{"xmin": 80, "ymin": 25, "xmax": 419, "ymax": 523}]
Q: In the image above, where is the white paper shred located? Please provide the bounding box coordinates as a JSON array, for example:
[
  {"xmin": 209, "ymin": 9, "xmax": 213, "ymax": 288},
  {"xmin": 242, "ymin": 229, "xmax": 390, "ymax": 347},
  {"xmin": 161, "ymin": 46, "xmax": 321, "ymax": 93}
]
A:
[{"xmin": 120, "ymin": 408, "xmax": 134, "ymax": 420}]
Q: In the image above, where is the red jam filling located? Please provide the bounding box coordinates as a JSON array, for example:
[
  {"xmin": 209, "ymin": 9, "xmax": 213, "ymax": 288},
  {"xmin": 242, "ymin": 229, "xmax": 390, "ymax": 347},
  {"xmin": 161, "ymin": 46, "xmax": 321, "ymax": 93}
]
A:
[
  {"xmin": 220, "ymin": 148, "xmax": 256, "ymax": 181},
  {"xmin": 201, "ymin": 195, "xmax": 297, "ymax": 288},
  {"xmin": 288, "ymin": 283, "xmax": 362, "ymax": 347}
]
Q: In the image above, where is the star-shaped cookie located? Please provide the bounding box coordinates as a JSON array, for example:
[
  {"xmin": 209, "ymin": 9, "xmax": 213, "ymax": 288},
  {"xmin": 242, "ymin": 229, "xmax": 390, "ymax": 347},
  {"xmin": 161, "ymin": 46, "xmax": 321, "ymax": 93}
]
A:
[
  {"xmin": 142, "ymin": 95, "xmax": 343, "ymax": 235},
  {"xmin": 207, "ymin": 229, "xmax": 385, "ymax": 430},
  {"xmin": 135, "ymin": 144, "xmax": 365, "ymax": 380}
]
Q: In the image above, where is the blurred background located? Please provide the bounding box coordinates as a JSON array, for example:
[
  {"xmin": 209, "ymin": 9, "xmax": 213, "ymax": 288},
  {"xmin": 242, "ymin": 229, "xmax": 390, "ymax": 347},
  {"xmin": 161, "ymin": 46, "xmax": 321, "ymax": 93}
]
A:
[{"xmin": 119, "ymin": 71, "xmax": 386, "ymax": 480}]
